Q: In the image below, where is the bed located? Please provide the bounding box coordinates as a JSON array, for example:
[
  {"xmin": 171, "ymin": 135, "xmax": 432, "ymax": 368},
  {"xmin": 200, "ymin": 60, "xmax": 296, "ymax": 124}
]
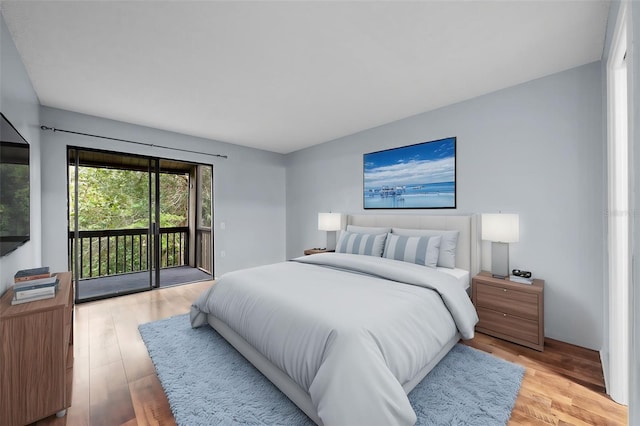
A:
[{"xmin": 190, "ymin": 214, "xmax": 480, "ymax": 426}]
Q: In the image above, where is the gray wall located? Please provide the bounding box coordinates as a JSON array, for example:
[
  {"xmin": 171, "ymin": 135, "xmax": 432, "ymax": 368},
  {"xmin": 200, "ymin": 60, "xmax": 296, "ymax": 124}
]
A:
[
  {"xmin": 0, "ymin": 12, "xmax": 42, "ymax": 295},
  {"xmin": 286, "ymin": 62, "xmax": 604, "ymax": 350},
  {"xmin": 40, "ymin": 106, "xmax": 286, "ymax": 278}
]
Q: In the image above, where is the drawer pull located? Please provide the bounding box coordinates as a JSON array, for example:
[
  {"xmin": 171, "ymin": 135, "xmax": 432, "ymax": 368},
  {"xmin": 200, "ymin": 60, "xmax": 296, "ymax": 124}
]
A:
[
  {"xmin": 503, "ymin": 289, "xmax": 507, "ymax": 292},
  {"xmin": 503, "ymin": 313, "xmax": 507, "ymax": 317}
]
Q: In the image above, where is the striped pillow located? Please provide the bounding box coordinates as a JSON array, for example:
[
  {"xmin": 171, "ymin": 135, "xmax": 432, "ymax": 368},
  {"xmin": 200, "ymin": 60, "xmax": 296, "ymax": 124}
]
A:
[
  {"xmin": 391, "ymin": 228, "xmax": 459, "ymax": 269},
  {"xmin": 336, "ymin": 231, "xmax": 387, "ymax": 257},
  {"xmin": 383, "ymin": 233, "xmax": 442, "ymax": 268}
]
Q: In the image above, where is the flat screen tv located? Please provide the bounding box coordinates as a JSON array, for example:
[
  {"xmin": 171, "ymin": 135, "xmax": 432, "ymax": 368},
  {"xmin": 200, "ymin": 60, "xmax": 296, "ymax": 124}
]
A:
[
  {"xmin": 363, "ymin": 137, "xmax": 456, "ymax": 209},
  {"xmin": 0, "ymin": 112, "xmax": 30, "ymax": 256}
]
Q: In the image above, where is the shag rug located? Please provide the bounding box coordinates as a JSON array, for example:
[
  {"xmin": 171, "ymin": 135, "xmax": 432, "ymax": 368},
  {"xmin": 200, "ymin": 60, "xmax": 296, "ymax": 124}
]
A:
[{"xmin": 139, "ymin": 314, "xmax": 524, "ymax": 426}]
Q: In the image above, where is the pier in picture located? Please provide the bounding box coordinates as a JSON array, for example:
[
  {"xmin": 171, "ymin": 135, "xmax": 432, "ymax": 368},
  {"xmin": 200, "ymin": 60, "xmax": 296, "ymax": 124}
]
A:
[{"xmin": 363, "ymin": 137, "xmax": 456, "ymax": 209}]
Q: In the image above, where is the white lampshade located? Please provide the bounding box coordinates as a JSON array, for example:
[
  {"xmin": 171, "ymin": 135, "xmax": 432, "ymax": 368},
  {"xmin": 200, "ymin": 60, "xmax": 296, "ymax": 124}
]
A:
[
  {"xmin": 318, "ymin": 213, "xmax": 342, "ymax": 231},
  {"xmin": 482, "ymin": 213, "xmax": 519, "ymax": 243}
]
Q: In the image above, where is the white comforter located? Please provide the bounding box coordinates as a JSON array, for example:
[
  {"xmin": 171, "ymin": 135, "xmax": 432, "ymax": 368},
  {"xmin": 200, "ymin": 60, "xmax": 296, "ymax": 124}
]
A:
[{"xmin": 190, "ymin": 253, "xmax": 478, "ymax": 426}]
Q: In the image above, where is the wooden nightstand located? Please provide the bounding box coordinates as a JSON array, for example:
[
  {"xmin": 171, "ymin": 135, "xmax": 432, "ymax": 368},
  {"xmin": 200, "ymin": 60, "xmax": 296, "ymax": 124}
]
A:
[
  {"xmin": 0, "ymin": 272, "xmax": 74, "ymax": 425},
  {"xmin": 303, "ymin": 248, "xmax": 335, "ymax": 255},
  {"xmin": 472, "ymin": 271, "xmax": 544, "ymax": 351}
]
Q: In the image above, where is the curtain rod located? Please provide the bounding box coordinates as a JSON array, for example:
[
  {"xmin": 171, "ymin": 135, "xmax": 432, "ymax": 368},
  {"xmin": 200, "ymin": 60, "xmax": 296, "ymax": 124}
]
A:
[{"xmin": 40, "ymin": 125, "xmax": 228, "ymax": 159}]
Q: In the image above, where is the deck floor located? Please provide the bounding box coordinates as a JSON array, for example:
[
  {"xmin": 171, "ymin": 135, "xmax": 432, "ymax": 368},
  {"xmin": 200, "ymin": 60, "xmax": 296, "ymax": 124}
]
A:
[{"xmin": 76, "ymin": 266, "xmax": 212, "ymax": 301}]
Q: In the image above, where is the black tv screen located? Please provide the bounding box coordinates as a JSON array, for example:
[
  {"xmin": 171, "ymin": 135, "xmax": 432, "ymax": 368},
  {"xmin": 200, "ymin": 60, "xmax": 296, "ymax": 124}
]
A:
[{"xmin": 0, "ymin": 112, "xmax": 30, "ymax": 256}]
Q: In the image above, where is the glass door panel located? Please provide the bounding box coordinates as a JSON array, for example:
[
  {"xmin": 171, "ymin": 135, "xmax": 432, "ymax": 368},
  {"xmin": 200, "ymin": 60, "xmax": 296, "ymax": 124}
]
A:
[
  {"xmin": 157, "ymin": 160, "xmax": 190, "ymax": 286},
  {"xmin": 68, "ymin": 148, "xmax": 154, "ymax": 301}
]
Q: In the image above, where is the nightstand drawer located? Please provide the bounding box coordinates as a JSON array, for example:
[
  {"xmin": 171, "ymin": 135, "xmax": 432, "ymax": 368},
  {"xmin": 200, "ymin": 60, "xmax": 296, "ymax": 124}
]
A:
[
  {"xmin": 476, "ymin": 307, "xmax": 540, "ymax": 346},
  {"xmin": 472, "ymin": 272, "xmax": 544, "ymax": 351},
  {"xmin": 475, "ymin": 284, "xmax": 539, "ymax": 320}
]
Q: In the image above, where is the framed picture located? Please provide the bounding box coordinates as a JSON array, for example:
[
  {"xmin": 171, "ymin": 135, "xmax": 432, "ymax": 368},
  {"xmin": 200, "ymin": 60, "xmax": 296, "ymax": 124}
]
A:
[{"xmin": 363, "ymin": 137, "xmax": 456, "ymax": 209}]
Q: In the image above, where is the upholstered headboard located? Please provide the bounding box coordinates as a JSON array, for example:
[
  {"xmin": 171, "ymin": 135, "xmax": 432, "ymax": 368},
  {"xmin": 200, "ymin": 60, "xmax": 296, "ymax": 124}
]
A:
[{"xmin": 347, "ymin": 214, "xmax": 480, "ymax": 276}]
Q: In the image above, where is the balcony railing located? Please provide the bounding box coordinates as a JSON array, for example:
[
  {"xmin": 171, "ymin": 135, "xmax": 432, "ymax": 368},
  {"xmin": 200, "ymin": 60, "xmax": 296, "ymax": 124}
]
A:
[{"xmin": 69, "ymin": 227, "xmax": 189, "ymax": 280}]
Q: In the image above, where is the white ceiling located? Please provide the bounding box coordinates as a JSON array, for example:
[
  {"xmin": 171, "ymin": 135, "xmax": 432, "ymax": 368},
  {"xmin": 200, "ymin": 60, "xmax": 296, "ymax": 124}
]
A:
[{"xmin": 1, "ymin": 1, "xmax": 609, "ymax": 154}]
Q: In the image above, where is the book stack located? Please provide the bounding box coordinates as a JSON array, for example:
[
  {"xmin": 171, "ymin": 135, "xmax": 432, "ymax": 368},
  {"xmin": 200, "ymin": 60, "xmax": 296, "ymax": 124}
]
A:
[
  {"xmin": 11, "ymin": 267, "xmax": 59, "ymax": 305},
  {"xmin": 509, "ymin": 274, "xmax": 533, "ymax": 285}
]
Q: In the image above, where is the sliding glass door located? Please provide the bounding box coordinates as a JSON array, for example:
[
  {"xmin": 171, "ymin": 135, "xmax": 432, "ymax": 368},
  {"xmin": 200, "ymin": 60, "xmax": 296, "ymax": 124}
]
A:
[{"xmin": 68, "ymin": 148, "xmax": 214, "ymax": 302}]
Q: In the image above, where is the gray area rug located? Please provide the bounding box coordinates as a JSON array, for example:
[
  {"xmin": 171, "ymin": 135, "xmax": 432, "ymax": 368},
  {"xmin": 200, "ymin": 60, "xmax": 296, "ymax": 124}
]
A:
[{"xmin": 139, "ymin": 314, "xmax": 524, "ymax": 425}]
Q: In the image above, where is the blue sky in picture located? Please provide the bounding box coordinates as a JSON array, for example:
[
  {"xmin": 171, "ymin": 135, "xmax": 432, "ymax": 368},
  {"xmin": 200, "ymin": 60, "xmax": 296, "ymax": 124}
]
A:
[{"xmin": 363, "ymin": 137, "xmax": 456, "ymax": 190}]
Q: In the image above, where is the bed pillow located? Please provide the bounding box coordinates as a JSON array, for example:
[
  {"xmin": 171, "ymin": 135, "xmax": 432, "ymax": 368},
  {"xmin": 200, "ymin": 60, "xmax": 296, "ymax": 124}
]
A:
[
  {"xmin": 391, "ymin": 228, "xmax": 459, "ymax": 269},
  {"xmin": 346, "ymin": 225, "xmax": 391, "ymax": 235},
  {"xmin": 336, "ymin": 231, "xmax": 387, "ymax": 257},
  {"xmin": 383, "ymin": 233, "xmax": 442, "ymax": 268}
]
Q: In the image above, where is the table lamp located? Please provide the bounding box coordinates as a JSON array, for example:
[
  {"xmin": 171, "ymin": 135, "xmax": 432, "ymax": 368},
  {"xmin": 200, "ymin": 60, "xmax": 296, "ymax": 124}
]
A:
[
  {"xmin": 482, "ymin": 213, "xmax": 519, "ymax": 279},
  {"xmin": 318, "ymin": 212, "xmax": 342, "ymax": 251}
]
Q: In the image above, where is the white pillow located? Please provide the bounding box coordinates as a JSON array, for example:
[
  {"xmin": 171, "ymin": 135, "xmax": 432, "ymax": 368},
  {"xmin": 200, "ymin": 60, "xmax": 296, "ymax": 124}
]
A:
[
  {"xmin": 383, "ymin": 233, "xmax": 441, "ymax": 268},
  {"xmin": 336, "ymin": 231, "xmax": 387, "ymax": 257},
  {"xmin": 391, "ymin": 228, "xmax": 459, "ymax": 269},
  {"xmin": 346, "ymin": 225, "xmax": 391, "ymax": 235}
]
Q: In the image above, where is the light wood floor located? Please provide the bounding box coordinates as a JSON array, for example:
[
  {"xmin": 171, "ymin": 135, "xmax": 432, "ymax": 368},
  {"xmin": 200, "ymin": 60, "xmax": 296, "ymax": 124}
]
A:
[{"xmin": 32, "ymin": 280, "xmax": 627, "ymax": 426}]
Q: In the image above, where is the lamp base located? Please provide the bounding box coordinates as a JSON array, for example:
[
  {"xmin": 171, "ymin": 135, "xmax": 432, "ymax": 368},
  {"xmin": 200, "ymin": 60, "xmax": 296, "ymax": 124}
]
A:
[
  {"xmin": 491, "ymin": 242, "xmax": 509, "ymax": 279},
  {"xmin": 326, "ymin": 231, "xmax": 338, "ymax": 251}
]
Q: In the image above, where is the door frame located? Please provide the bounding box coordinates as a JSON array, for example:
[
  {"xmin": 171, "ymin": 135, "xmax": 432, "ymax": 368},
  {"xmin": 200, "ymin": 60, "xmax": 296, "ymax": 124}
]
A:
[{"xmin": 67, "ymin": 146, "xmax": 214, "ymax": 302}]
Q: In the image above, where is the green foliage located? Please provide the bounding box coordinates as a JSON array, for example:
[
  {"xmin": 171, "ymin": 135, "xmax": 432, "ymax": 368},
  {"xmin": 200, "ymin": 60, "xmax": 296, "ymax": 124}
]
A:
[
  {"xmin": 70, "ymin": 166, "xmax": 188, "ymax": 230},
  {"xmin": 200, "ymin": 165, "xmax": 212, "ymax": 227},
  {"xmin": 69, "ymin": 166, "xmax": 191, "ymax": 279}
]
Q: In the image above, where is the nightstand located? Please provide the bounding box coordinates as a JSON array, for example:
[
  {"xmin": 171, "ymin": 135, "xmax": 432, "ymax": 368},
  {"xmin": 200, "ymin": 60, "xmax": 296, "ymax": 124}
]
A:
[
  {"xmin": 303, "ymin": 248, "xmax": 335, "ymax": 255},
  {"xmin": 472, "ymin": 271, "xmax": 544, "ymax": 351},
  {"xmin": 0, "ymin": 272, "xmax": 74, "ymax": 424}
]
